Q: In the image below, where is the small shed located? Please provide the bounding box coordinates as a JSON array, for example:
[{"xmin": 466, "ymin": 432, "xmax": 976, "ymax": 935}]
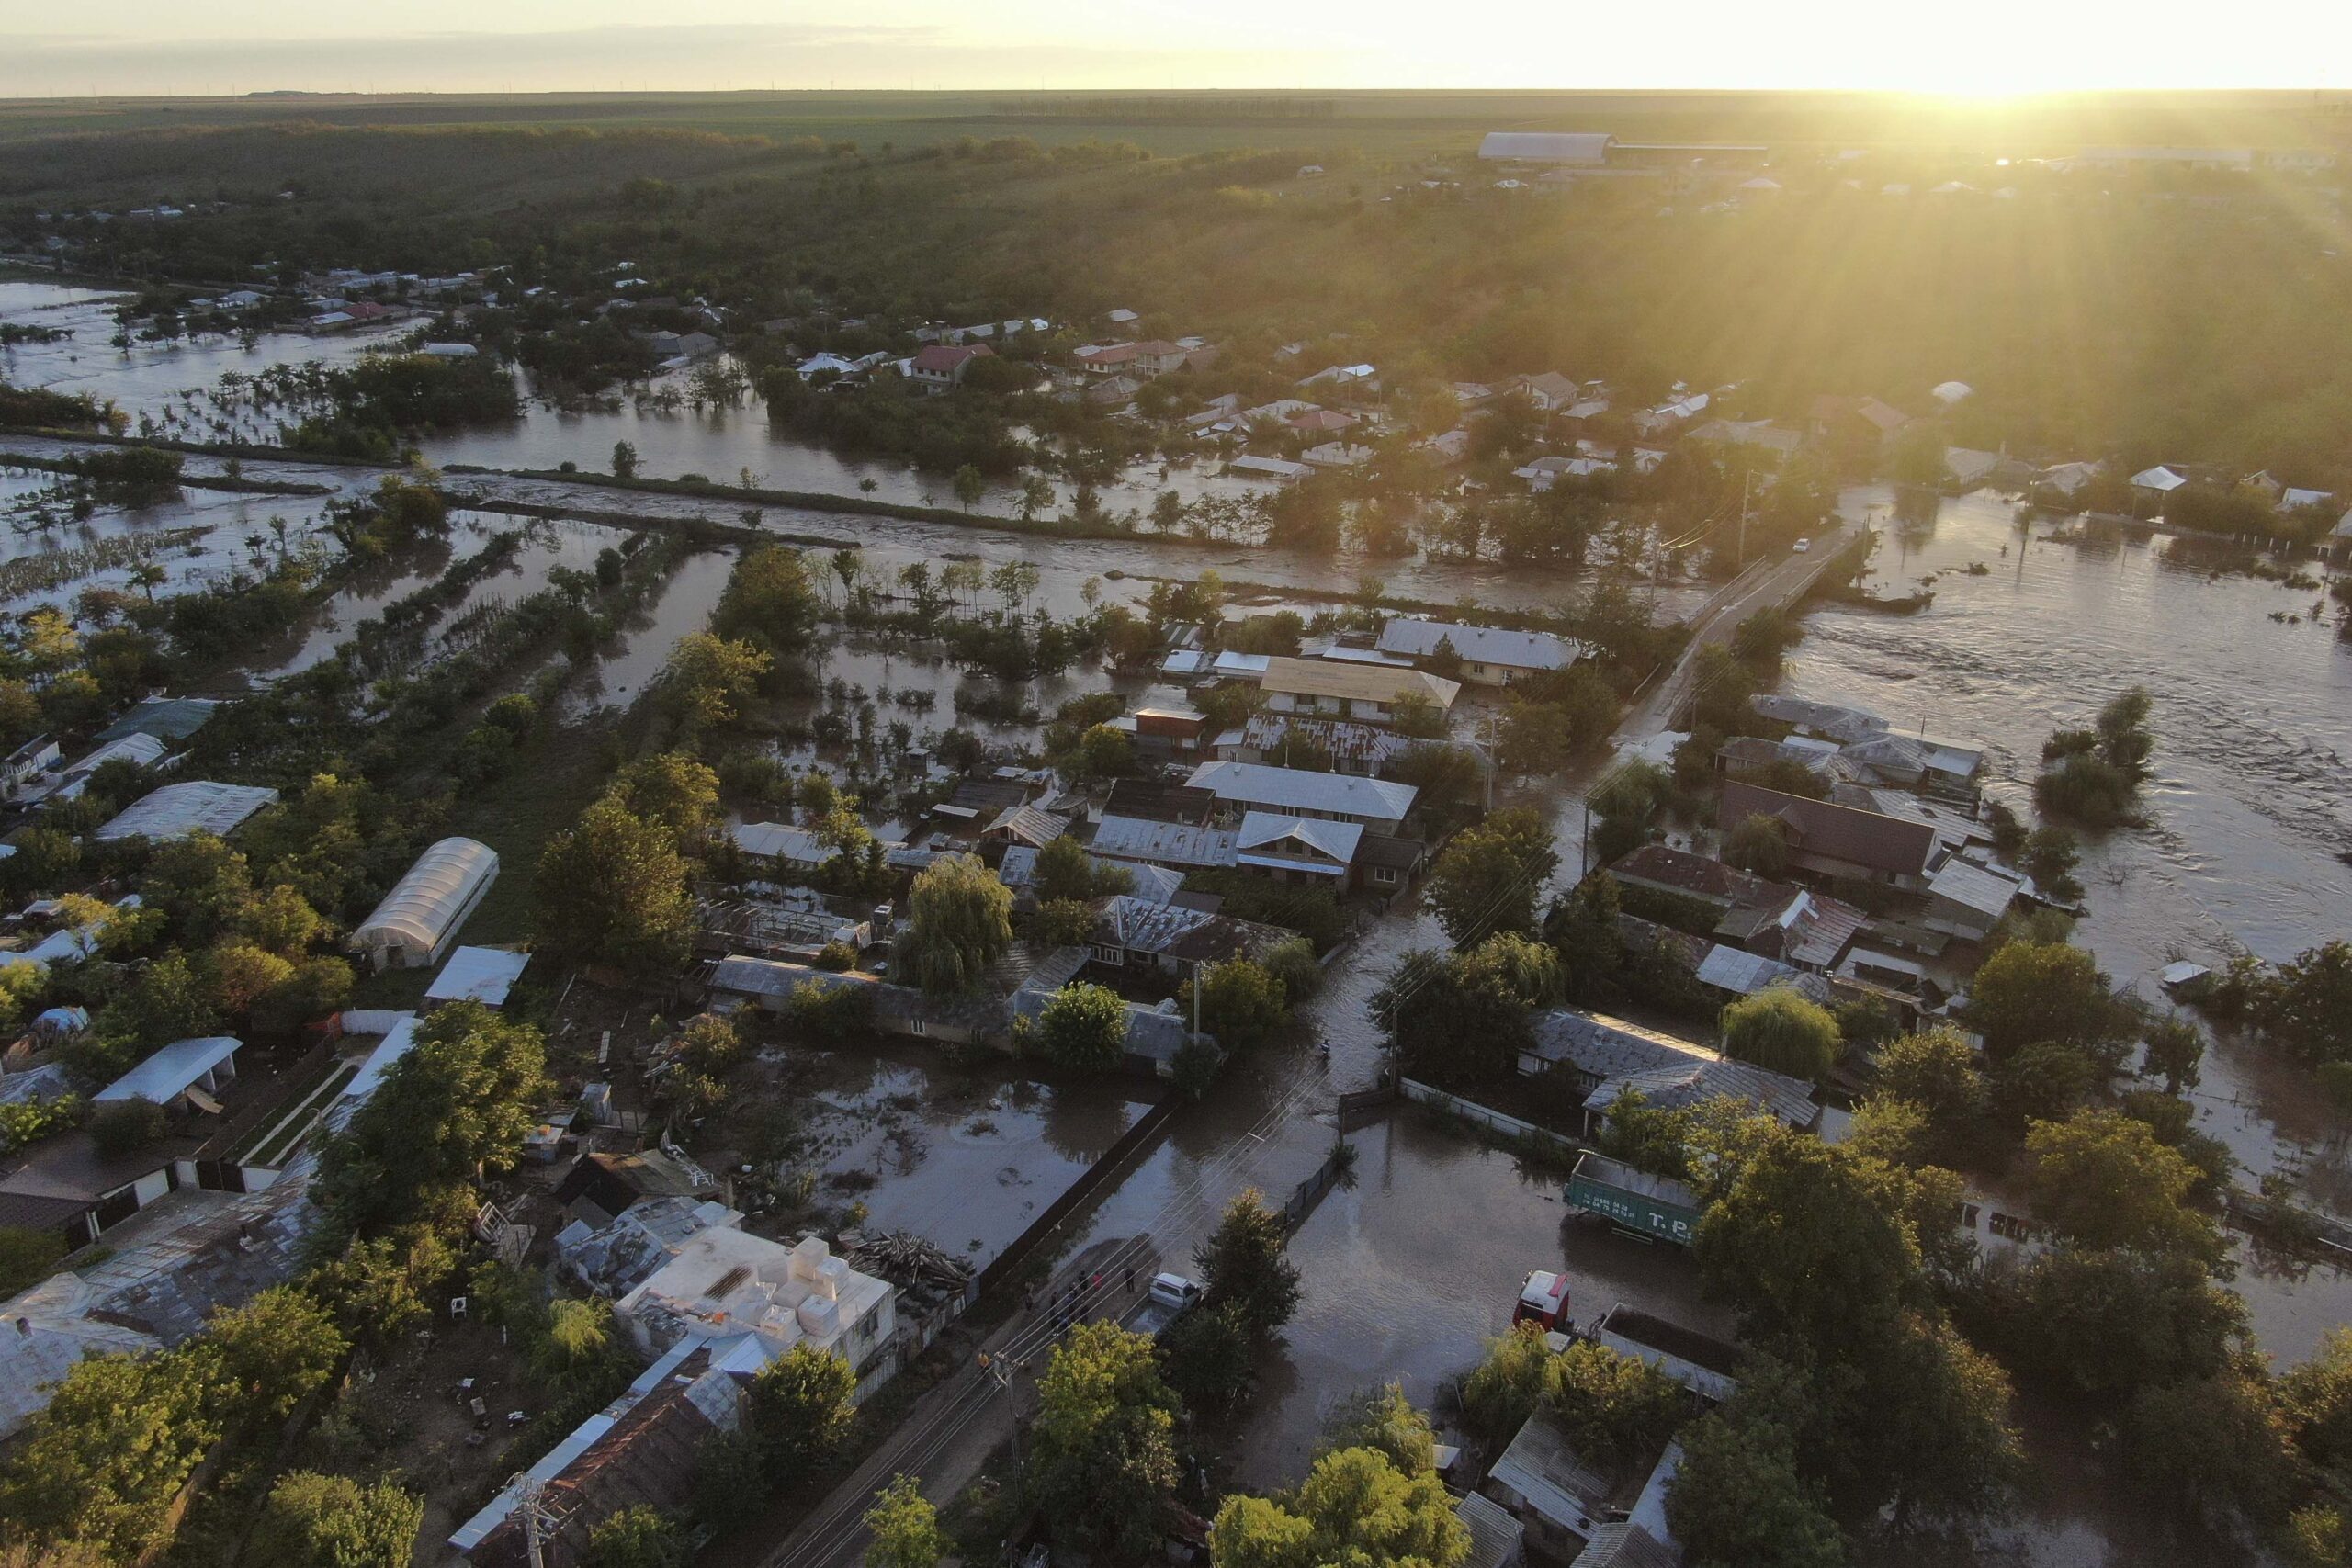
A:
[
  {"xmin": 96, "ymin": 1036, "xmax": 241, "ymax": 1113},
  {"xmin": 350, "ymin": 838, "xmax": 500, "ymax": 971},
  {"xmin": 425, "ymin": 946, "xmax": 531, "ymax": 1008}
]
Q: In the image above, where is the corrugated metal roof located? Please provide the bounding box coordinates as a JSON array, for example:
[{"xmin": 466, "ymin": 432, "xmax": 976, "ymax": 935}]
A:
[
  {"xmin": 1089, "ymin": 814, "xmax": 1236, "ymax": 869},
  {"xmin": 1377, "ymin": 617, "xmax": 1580, "ymax": 671},
  {"xmin": 94, "ymin": 781, "xmax": 277, "ymax": 842},
  {"xmin": 1186, "ymin": 761, "xmax": 1417, "ymax": 823},
  {"xmin": 96, "ymin": 1037, "xmax": 240, "ymax": 1104},
  {"xmin": 1257, "ymin": 657, "xmax": 1461, "ymax": 710}
]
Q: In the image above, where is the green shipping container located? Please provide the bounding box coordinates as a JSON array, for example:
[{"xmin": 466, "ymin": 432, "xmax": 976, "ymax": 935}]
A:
[{"xmin": 1565, "ymin": 1151, "xmax": 1702, "ymax": 1246}]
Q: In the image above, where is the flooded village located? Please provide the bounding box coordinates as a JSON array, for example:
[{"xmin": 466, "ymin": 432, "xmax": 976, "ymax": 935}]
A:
[{"xmin": 2, "ymin": 107, "xmax": 2352, "ymax": 1568}]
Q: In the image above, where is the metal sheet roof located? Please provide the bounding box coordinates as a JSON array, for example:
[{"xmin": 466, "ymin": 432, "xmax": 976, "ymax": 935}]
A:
[
  {"xmin": 1186, "ymin": 761, "xmax": 1417, "ymax": 823},
  {"xmin": 94, "ymin": 781, "xmax": 277, "ymax": 842},
  {"xmin": 96, "ymin": 1036, "xmax": 240, "ymax": 1104},
  {"xmin": 1377, "ymin": 617, "xmax": 1580, "ymax": 671},
  {"xmin": 425, "ymin": 946, "xmax": 531, "ymax": 1007}
]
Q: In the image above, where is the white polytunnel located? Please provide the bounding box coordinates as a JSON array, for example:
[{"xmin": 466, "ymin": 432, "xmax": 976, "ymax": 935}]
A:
[{"xmin": 350, "ymin": 837, "xmax": 501, "ymax": 971}]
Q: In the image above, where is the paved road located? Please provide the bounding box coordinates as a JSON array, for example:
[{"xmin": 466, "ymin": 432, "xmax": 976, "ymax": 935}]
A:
[{"xmin": 1614, "ymin": 516, "xmax": 1868, "ymax": 746}]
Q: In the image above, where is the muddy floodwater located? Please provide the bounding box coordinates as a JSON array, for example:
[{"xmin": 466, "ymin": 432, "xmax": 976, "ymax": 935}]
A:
[{"xmin": 786, "ymin": 1043, "xmax": 1151, "ymax": 1274}]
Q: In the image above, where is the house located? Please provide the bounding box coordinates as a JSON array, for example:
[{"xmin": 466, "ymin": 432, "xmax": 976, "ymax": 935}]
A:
[
  {"xmin": 1506, "ymin": 370, "xmax": 1583, "ymax": 411},
  {"xmin": 457, "ymin": 1226, "xmax": 897, "ymax": 1567},
  {"xmin": 1185, "ymin": 761, "xmax": 1418, "ymax": 832},
  {"xmin": 908, "ymin": 343, "xmax": 992, "ymax": 393},
  {"xmin": 555, "ymin": 1149, "xmax": 720, "ymax": 1231},
  {"xmin": 1479, "ymin": 1414, "xmax": 1631, "ymax": 1559},
  {"xmin": 1213, "ymin": 712, "xmax": 1432, "ymax": 778},
  {"xmin": 1301, "ymin": 441, "xmax": 1374, "ymax": 468},
  {"xmin": 1086, "ymin": 895, "xmax": 1290, "ymax": 983},
  {"xmin": 795, "ymin": 352, "xmax": 866, "ymax": 380},
  {"xmin": 419, "ymin": 342, "xmax": 478, "ymax": 358},
  {"xmin": 1087, "ymin": 814, "xmax": 1238, "ymax": 874},
  {"xmin": 1258, "ymin": 657, "xmax": 1460, "ymax": 726},
  {"xmin": 730, "ymin": 821, "xmax": 831, "ymax": 874},
  {"xmin": 1083, "ymin": 375, "xmax": 1142, "ymax": 408},
  {"xmin": 1, "ymin": 736, "xmax": 60, "ymax": 799},
  {"xmin": 1376, "ymin": 618, "xmax": 1582, "ymax": 686},
  {"xmin": 1228, "ymin": 454, "xmax": 1312, "ymax": 483},
  {"xmin": 1296, "ymin": 363, "xmax": 1377, "ymax": 389},
  {"xmin": 349, "ymin": 837, "xmax": 499, "ymax": 971},
  {"xmin": 1102, "ymin": 777, "xmax": 1216, "ymax": 825},
  {"xmin": 1517, "ymin": 1008, "xmax": 1716, "ymax": 1088},
  {"xmin": 1837, "ymin": 730, "xmax": 1984, "ymax": 801},
  {"xmin": 1074, "ymin": 340, "xmax": 1191, "ymax": 378},
  {"xmin": 1632, "ymin": 392, "xmax": 1708, "ymax": 437},
  {"xmin": 93, "ymin": 781, "xmax": 277, "ymax": 842},
  {"xmin": 1514, "ymin": 454, "xmax": 1614, "ymax": 491},
  {"xmin": 2037, "ymin": 460, "xmax": 2104, "ymax": 498},
  {"xmin": 1457, "ymin": 1492, "xmax": 1527, "ymax": 1568},
  {"xmin": 2283, "ymin": 487, "xmax": 2335, "ymax": 513},
  {"xmin": 1233, "ymin": 814, "xmax": 1364, "ymax": 885},
  {"xmin": 2130, "ymin": 465, "xmax": 2191, "ymax": 509},
  {"xmin": 27, "ymin": 731, "xmax": 171, "ymax": 803},
  {"xmin": 1000, "ymin": 846, "xmax": 1182, "ymax": 908},
  {"xmin": 1604, "ymin": 843, "xmax": 1784, "ymax": 915},
  {"xmin": 1479, "ymin": 132, "xmax": 1616, "ymax": 164},
  {"xmin": 1718, "ymin": 779, "xmax": 1939, "ymax": 889},
  {"xmin": 1104, "ymin": 702, "xmax": 1210, "ymax": 761},
  {"xmin": 1943, "ymin": 446, "xmax": 2029, "ymax": 492},
  {"xmin": 1808, "ymin": 394, "xmax": 1913, "ymax": 454},
  {"xmin": 1921, "ymin": 856, "xmax": 2024, "ymax": 942},
  {"xmin": 1518, "ymin": 1007, "xmax": 1818, "ymax": 1134},
  {"xmin": 1286, "ymin": 407, "xmax": 1360, "ymax": 434},
  {"xmin": 1683, "ymin": 418, "xmax": 1804, "ymax": 464},
  {"xmin": 92, "ymin": 700, "xmax": 220, "ymax": 747},
  {"xmin": 978, "ymin": 805, "xmax": 1072, "ymax": 852}
]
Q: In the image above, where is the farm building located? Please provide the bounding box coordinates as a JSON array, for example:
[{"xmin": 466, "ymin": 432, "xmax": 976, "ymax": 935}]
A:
[{"xmin": 350, "ymin": 837, "xmax": 500, "ymax": 971}]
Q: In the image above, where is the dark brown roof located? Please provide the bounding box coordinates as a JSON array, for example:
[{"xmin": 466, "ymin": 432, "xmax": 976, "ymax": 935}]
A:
[
  {"xmin": 1358, "ymin": 834, "xmax": 1429, "ymax": 872},
  {"xmin": 1606, "ymin": 844, "xmax": 1775, "ymax": 905},
  {"xmin": 1102, "ymin": 779, "xmax": 1215, "ymax": 826},
  {"xmin": 474, "ymin": 1349, "xmax": 722, "ymax": 1568},
  {"xmin": 1719, "ymin": 780, "xmax": 1937, "ymax": 879}
]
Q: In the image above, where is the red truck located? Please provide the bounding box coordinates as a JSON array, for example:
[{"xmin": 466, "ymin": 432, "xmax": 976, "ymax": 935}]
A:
[{"xmin": 1513, "ymin": 1269, "xmax": 1570, "ymax": 1331}]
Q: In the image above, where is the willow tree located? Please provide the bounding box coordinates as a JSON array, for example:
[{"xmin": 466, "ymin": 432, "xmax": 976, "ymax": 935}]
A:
[{"xmin": 895, "ymin": 853, "xmax": 1013, "ymax": 994}]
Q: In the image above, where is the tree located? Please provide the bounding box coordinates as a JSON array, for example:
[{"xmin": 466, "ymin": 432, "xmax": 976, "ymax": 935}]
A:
[
  {"xmin": 862, "ymin": 1477, "xmax": 944, "ymax": 1568},
  {"xmin": 1030, "ymin": 981, "xmax": 1129, "ymax": 1071},
  {"xmin": 1209, "ymin": 1446, "xmax": 1468, "ymax": 1568},
  {"xmin": 661, "ymin": 632, "xmax": 772, "ymax": 728},
  {"xmin": 1667, "ymin": 1403, "xmax": 1846, "ymax": 1568},
  {"xmin": 1695, "ymin": 1129, "xmax": 1921, "ymax": 1349},
  {"xmin": 1545, "ymin": 1338, "xmax": 1689, "ymax": 1469},
  {"xmin": 2021, "ymin": 1110, "xmax": 2222, "ymax": 1263},
  {"xmin": 254, "ymin": 1472, "xmax": 425, "ymax": 1568},
  {"xmin": 315, "ymin": 1001, "xmax": 548, "ymax": 1235},
  {"xmin": 1723, "ymin": 813, "xmax": 1790, "ymax": 877},
  {"xmin": 2120, "ymin": 1363, "xmax": 2301, "ymax": 1531},
  {"xmin": 714, "ymin": 545, "xmax": 822, "ymax": 652},
  {"xmin": 606, "ymin": 752, "xmax": 722, "ymax": 845},
  {"xmin": 612, "ymin": 440, "xmax": 639, "ymax": 478},
  {"xmin": 2143, "ymin": 1014, "xmax": 2206, "ymax": 1093},
  {"xmin": 895, "ymin": 854, "xmax": 1013, "ymax": 994},
  {"xmin": 1179, "ymin": 960, "xmax": 1290, "ymax": 1052},
  {"xmin": 1966, "ymin": 940, "xmax": 2123, "ymax": 1063},
  {"xmin": 1157, "ymin": 1299, "xmax": 1257, "ymax": 1414},
  {"xmin": 205, "ymin": 1285, "xmax": 347, "ymax": 1433},
  {"xmin": 1374, "ymin": 947, "xmax": 1537, "ymax": 1087},
  {"xmin": 1029, "ymin": 1324, "xmax": 1181, "ymax": 1561},
  {"xmin": 1319, "ymin": 1384, "xmax": 1438, "ymax": 1476},
  {"xmin": 1069, "ymin": 722, "xmax": 1134, "ymax": 781},
  {"xmin": 1870, "ymin": 1026, "xmax": 1987, "ymax": 1164},
  {"xmin": 1461, "ymin": 1325, "xmax": 1555, "ymax": 1442},
  {"xmin": 2019, "ymin": 826, "xmax": 2085, "ymax": 906},
  {"xmin": 1196, "ymin": 1190, "xmax": 1301, "ymax": 1337},
  {"xmin": 536, "ymin": 797, "xmax": 696, "ymax": 976},
  {"xmin": 2282, "ymin": 1328, "xmax": 2352, "ymax": 1472},
  {"xmin": 2267, "ymin": 941, "xmax": 2352, "ymax": 1065},
  {"xmin": 746, "ymin": 1343, "xmax": 856, "ymax": 1473},
  {"xmin": 951, "ymin": 464, "xmax": 987, "ymax": 511},
  {"xmin": 243, "ymin": 883, "xmax": 323, "ymax": 960},
  {"xmin": 1425, "ymin": 807, "xmax": 1558, "ymax": 943},
  {"xmin": 0, "ymin": 1225, "xmax": 64, "ymax": 1298},
  {"xmin": 2011, "ymin": 1245, "xmax": 2245, "ymax": 1397},
  {"xmin": 1719, "ymin": 988, "xmax": 1842, "ymax": 1080},
  {"xmin": 0, "ymin": 1349, "xmax": 222, "ymax": 1561},
  {"xmin": 142, "ymin": 832, "xmax": 254, "ymax": 944},
  {"xmin": 87, "ymin": 1098, "xmax": 167, "ymax": 1158}
]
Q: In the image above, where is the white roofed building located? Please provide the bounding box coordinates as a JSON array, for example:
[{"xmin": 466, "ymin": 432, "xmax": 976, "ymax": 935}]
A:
[
  {"xmin": 1377, "ymin": 618, "xmax": 1583, "ymax": 687},
  {"xmin": 1479, "ymin": 132, "xmax": 1616, "ymax": 165},
  {"xmin": 93, "ymin": 781, "xmax": 277, "ymax": 842},
  {"xmin": 1185, "ymin": 760, "xmax": 1418, "ymax": 832},
  {"xmin": 349, "ymin": 837, "xmax": 499, "ymax": 971}
]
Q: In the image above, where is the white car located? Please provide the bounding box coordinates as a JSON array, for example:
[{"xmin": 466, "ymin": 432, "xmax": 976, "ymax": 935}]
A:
[{"xmin": 1792, "ymin": 537, "xmax": 1812, "ymax": 553}]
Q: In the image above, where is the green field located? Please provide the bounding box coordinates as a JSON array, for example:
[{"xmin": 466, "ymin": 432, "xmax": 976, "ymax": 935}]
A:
[{"xmin": 1, "ymin": 86, "xmax": 2345, "ymax": 158}]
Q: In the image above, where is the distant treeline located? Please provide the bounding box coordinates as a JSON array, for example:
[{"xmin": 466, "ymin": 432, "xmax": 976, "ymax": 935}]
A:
[{"xmin": 995, "ymin": 97, "xmax": 1338, "ymax": 120}]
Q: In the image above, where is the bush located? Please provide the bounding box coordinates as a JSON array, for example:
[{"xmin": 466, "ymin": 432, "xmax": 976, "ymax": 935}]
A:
[
  {"xmin": 87, "ymin": 1097, "xmax": 167, "ymax": 1157},
  {"xmin": 1719, "ymin": 988, "xmax": 1842, "ymax": 1079}
]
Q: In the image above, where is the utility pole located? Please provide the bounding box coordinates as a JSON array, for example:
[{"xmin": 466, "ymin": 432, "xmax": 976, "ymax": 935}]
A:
[{"xmin": 1738, "ymin": 468, "xmax": 1752, "ymax": 572}]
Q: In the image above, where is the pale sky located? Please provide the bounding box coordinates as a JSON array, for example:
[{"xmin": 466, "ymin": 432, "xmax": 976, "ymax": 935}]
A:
[{"xmin": 4, "ymin": 0, "xmax": 2348, "ymax": 98}]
